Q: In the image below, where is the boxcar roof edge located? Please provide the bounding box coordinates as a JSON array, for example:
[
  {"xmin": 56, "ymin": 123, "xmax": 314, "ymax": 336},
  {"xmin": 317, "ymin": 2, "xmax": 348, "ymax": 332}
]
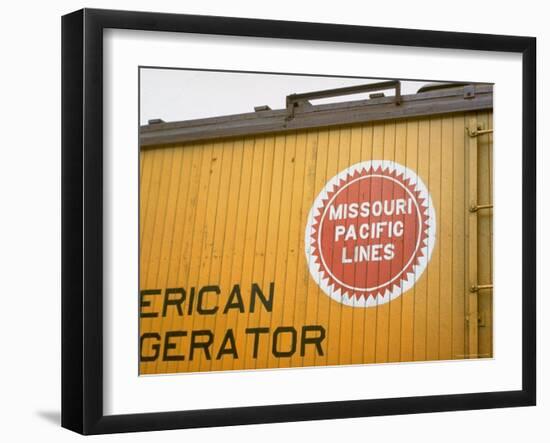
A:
[{"xmin": 140, "ymin": 83, "xmax": 492, "ymax": 148}]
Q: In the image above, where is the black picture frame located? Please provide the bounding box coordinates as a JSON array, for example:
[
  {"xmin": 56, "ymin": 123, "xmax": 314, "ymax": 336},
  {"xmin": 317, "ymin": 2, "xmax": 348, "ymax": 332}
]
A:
[{"xmin": 61, "ymin": 8, "xmax": 536, "ymax": 435}]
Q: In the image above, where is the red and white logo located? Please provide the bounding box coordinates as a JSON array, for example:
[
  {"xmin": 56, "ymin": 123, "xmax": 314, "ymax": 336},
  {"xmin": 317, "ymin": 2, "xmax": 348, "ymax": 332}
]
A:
[{"xmin": 305, "ymin": 161, "xmax": 436, "ymax": 307}]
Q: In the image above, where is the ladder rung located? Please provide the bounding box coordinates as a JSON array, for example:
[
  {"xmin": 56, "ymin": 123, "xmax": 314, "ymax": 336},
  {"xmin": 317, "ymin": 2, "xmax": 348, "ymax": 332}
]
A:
[
  {"xmin": 470, "ymin": 284, "xmax": 493, "ymax": 293},
  {"xmin": 469, "ymin": 203, "xmax": 493, "ymax": 213}
]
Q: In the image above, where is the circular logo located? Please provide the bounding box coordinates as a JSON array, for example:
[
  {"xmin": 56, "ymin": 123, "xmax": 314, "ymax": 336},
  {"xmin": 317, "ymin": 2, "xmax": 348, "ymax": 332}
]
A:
[{"xmin": 305, "ymin": 160, "xmax": 436, "ymax": 307}]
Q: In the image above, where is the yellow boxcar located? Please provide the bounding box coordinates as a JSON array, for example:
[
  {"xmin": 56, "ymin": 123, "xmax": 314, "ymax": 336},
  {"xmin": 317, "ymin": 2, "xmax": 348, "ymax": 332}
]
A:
[{"xmin": 139, "ymin": 81, "xmax": 493, "ymax": 375}]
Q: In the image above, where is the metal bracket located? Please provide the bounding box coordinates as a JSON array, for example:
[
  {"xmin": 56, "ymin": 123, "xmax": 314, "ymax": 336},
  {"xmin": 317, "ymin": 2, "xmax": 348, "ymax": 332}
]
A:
[
  {"xmin": 465, "ymin": 313, "xmax": 487, "ymax": 326},
  {"xmin": 470, "ymin": 284, "xmax": 493, "ymax": 293},
  {"xmin": 467, "ymin": 126, "xmax": 494, "ymax": 137},
  {"xmin": 463, "ymin": 84, "xmax": 476, "ymax": 99},
  {"xmin": 469, "ymin": 203, "xmax": 493, "ymax": 213},
  {"xmin": 286, "ymin": 80, "xmax": 401, "ymax": 120}
]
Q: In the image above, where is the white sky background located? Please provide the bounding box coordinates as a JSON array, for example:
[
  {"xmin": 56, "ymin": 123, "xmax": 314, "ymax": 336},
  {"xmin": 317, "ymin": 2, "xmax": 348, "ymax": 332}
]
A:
[{"xmin": 139, "ymin": 68, "xmax": 445, "ymax": 125}]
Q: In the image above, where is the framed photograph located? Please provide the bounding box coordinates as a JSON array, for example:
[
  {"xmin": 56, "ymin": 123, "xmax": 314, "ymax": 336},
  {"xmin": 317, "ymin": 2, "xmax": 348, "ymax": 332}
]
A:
[{"xmin": 61, "ymin": 8, "xmax": 536, "ymax": 435}]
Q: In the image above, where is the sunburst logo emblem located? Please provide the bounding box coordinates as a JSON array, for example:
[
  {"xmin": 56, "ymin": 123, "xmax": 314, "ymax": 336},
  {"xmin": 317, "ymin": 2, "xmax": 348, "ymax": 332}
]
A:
[{"xmin": 305, "ymin": 160, "xmax": 436, "ymax": 307}]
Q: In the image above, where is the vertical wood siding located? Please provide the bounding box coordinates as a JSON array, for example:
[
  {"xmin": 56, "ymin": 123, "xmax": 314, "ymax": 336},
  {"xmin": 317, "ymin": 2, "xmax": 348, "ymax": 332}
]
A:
[{"xmin": 139, "ymin": 110, "xmax": 493, "ymax": 374}]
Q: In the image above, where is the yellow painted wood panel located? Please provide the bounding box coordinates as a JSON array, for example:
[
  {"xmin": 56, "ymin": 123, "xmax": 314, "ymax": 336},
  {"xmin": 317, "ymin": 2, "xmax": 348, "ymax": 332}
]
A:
[
  {"xmin": 413, "ymin": 119, "xmax": 430, "ymax": 361},
  {"xmin": 452, "ymin": 115, "xmax": 467, "ymax": 359},
  {"xmin": 399, "ymin": 120, "xmax": 419, "ymax": 361},
  {"xmin": 467, "ymin": 117, "xmax": 479, "ymax": 358},
  {"xmin": 139, "ymin": 112, "xmax": 493, "ymax": 374}
]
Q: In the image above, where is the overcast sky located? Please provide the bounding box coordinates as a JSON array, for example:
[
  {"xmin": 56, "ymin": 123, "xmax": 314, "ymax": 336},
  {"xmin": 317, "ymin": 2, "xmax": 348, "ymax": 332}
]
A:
[{"xmin": 139, "ymin": 68, "xmax": 440, "ymax": 125}]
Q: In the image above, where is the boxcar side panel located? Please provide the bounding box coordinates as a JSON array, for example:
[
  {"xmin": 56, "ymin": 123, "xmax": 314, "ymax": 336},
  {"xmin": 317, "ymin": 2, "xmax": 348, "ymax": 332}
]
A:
[{"xmin": 139, "ymin": 111, "xmax": 492, "ymax": 375}]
